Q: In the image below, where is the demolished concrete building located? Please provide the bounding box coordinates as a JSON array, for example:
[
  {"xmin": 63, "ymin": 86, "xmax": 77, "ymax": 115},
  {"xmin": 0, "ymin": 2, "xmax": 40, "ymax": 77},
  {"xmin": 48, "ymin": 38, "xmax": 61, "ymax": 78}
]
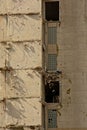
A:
[{"xmin": 0, "ymin": 0, "xmax": 87, "ymax": 130}]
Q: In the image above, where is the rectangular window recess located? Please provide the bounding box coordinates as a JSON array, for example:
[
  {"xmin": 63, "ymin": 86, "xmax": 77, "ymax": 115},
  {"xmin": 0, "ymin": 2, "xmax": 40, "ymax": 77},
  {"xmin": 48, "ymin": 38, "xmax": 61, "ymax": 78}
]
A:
[
  {"xmin": 45, "ymin": 1, "xmax": 59, "ymax": 21},
  {"xmin": 48, "ymin": 109, "xmax": 57, "ymax": 128},
  {"xmin": 45, "ymin": 81, "xmax": 60, "ymax": 103},
  {"xmin": 48, "ymin": 26, "xmax": 57, "ymax": 44},
  {"xmin": 45, "ymin": 22, "xmax": 59, "ymax": 46},
  {"xmin": 47, "ymin": 54, "xmax": 57, "ymax": 71}
]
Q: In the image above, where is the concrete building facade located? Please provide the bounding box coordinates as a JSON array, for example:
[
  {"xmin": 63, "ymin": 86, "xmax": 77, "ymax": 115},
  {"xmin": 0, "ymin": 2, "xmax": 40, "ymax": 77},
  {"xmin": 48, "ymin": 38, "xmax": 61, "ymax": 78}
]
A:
[{"xmin": 0, "ymin": 0, "xmax": 87, "ymax": 130}]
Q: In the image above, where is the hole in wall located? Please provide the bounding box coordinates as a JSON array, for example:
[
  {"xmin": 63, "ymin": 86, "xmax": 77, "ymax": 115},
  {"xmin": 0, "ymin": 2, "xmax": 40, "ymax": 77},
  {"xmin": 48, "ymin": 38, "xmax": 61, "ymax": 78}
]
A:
[{"xmin": 45, "ymin": 81, "xmax": 60, "ymax": 103}]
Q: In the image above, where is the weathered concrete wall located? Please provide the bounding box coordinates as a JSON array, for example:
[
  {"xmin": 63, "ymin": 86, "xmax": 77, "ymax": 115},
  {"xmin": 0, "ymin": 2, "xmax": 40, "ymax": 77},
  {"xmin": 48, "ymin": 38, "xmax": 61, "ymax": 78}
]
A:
[
  {"xmin": 0, "ymin": 0, "xmax": 42, "ymax": 130},
  {"xmin": 6, "ymin": 98, "xmax": 41, "ymax": 126},
  {"xmin": 58, "ymin": 0, "xmax": 87, "ymax": 128},
  {"xmin": 0, "ymin": 0, "xmax": 41, "ymax": 14},
  {"xmin": 1, "ymin": 0, "xmax": 87, "ymax": 129}
]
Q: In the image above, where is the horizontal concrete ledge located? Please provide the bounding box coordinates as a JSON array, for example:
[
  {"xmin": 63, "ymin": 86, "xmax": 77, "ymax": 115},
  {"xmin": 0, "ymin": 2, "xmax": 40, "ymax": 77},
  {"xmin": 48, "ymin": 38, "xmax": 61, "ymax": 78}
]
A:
[
  {"xmin": 0, "ymin": 126, "xmax": 42, "ymax": 130},
  {"xmin": 3, "ymin": 128, "xmax": 87, "ymax": 130},
  {"xmin": 0, "ymin": 67, "xmax": 43, "ymax": 71},
  {"xmin": 57, "ymin": 129, "xmax": 87, "ymax": 130},
  {"xmin": 0, "ymin": 13, "xmax": 41, "ymax": 16},
  {"xmin": 0, "ymin": 97, "xmax": 41, "ymax": 101},
  {"xmin": 0, "ymin": 40, "xmax": 42, "ymax": 43}
]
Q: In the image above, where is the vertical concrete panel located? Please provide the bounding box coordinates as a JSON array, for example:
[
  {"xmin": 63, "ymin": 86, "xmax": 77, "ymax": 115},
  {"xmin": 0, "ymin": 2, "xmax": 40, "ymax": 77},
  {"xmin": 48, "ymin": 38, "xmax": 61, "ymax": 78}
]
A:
[
  {"xmin": 7, "ymin": 15, "xmax": 41, "ymax": 41},
  {"xmin": 7, "ymin": 42, "xmax": 42, "ymax": 69},
  {"xmin": 6, "ymin": 98, "xmax": 41, "ymax": 126},
  {"xmin": 0, "ymin": 102, "xmax": 5, "ymax": 127},
  {"xmin": 85, "ymin": 0, "xmax": 87, "ymax": 17},
  {"xmin": 58, "ymin": 0, "xmax": 87, "ymax": 128},
  {"xmin": 6, "ymin": 70, "xmax": 41, "ymax": 98},
  {"xmin": 7, "ymin": 0, "xmax": 41, "ymax": 14},
  {"xmin": 0, "ymin": 0, "xmax": 42, "ymax": 129},
  {"xmin": 0, "ymin": 43, "xmax": 6, "ymax": 68},
  {"xmin": 0, "ymin": 71, "xmax": 5, "ymax": 101},
  {"xmin": 0, "ymin": 16, "xmax": 7, "ymax": 41},
  {"xmin": 0, "ymin": 0, "xmax": 7, "ymax": 14}
]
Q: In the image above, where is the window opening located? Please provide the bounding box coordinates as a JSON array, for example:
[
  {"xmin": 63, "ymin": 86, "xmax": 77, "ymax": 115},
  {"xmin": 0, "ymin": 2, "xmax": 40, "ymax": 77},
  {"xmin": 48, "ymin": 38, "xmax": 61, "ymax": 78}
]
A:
[
  {"xmin": 48, "ymin": 109, "xmax": 57, "ymax": 128},
  {"xmin": 48, "ymin": 26, "xmax": 57, "ymax": 44},
  {"xmin": 43, "ymin": 1, "xmax": 61, "ymax": 130},
  {"xmin": 45, "ymin": 81, "xmax": 60, "ymax": 103},
  {"xmin": 45, "ymin": 2, "xmax": 59, "ymax": 21},
  {"xmin": 47, "ymin": 54, "xmax": 57, "ymax": 71}
]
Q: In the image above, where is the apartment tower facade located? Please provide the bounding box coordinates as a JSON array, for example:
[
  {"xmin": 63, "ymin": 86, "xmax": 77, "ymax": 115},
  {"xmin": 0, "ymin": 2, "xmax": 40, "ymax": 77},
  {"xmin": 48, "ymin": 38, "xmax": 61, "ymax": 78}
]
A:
[{"xmin": 0, "ymin": 0, "xmax": 87, "ymax": 130}]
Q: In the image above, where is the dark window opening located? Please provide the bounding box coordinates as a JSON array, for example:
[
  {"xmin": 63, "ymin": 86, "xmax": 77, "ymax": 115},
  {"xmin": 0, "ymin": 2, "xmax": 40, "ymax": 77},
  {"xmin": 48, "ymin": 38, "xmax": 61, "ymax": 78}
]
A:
[
  {"xmin": 45, "ymin": 2, "xmax": 59, "ymax": 21},
  {"xmin": 45, "ymin": 81, "xmax": 60, "ymax": 103}
]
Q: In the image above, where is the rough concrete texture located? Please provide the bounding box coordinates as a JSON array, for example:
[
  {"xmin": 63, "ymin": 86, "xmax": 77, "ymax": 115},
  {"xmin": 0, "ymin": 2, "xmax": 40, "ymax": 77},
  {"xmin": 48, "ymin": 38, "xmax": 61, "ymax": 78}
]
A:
[
  {"xmin": 57, "ymin": 0, "xmax": 87, "ymax": 128},
  {"xmin": 6, "ymin": 126, "xmax": 41, "ymax": 130},
  {"xmin": 7, "ymin": 42, "xmax": 42, "ymax": 69},
  {"xmin": 6, "ymin": 70, "xmax": 41, "ymax": 98},
  {"xmin": 7, "ymin": 15, "xmax": 41, "ymax": 41},
  {"xmin": 0, "ymin": 43, "xmax": 6, "ymax": 68},
  {"xmin": 6, "ymin": 98, "xmax": 41, "ymax": 126},
  {"xmin": 0, "ymin": 71, "xmax": 5, "ymax": 100},
  {"xmin": 0, "ymin": 42, "xmax": 42, "ymax": 69},
  {"xmin": 0, "ymin": 16, "xmax": 7, "ymax": 41},
  {"xmin": 0, "ymin": 0, "xmax": 42, "ymax": 129},
  {"xmin": 0, "ymin": 102, "xmax": 5, "ymax": 127},
  {"xmin": 0, "ymin": 0, "xmax": 87, "ymax": 129},
  {"xmin": 0, "ymin": 0, "xmax": 41, "ymax": 14},
  {"xmin": 0, "ymin": 15, "xmax": 41, "ymax": 41}
]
